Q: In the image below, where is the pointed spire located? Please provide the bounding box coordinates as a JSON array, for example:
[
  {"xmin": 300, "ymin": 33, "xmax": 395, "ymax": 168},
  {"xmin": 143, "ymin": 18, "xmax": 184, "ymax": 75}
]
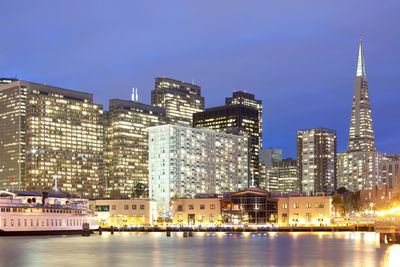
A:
[{"xmin": 356, "ymin": 39, "xmax": 366, "ymax": 77}]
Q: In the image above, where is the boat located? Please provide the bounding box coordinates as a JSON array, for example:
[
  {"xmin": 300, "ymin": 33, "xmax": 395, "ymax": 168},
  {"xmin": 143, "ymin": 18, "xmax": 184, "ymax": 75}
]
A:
[{"xmin": 0, "ymin": 190, "xmax": 98, "ymax": 236}]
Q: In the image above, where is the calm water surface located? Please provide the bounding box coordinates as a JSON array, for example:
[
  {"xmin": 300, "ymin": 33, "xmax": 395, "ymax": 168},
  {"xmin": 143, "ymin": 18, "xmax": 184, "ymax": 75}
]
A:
[{"xmin": 0, "ymin": 232, "xmax": 398, "ymax": 267}]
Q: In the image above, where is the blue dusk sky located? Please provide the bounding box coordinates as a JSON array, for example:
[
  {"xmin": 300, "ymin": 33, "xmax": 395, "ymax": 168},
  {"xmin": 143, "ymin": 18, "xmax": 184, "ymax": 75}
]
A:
[{"xmin": 1, "ymin": 0, "xmax": 399, "ymax": 158}]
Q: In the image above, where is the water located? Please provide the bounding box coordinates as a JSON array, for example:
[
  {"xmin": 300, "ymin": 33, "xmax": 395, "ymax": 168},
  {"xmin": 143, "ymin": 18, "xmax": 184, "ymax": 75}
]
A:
[{"xmin": 0, "ymin": 232, "xmax": 398, "ymax": 267}]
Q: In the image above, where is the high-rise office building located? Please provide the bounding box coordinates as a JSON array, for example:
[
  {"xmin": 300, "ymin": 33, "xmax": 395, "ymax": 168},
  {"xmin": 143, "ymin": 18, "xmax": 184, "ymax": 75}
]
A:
[
  {"xmin": 226, "ymin": 91, "xmax": 262, "ymax": 148},
  {"xmin": 267, "ymin": 158, "xmax": 299, "ymax": 193},
  {"xmin": 0, "ymin": 80, "xmax": 27, "ymax": 190},
  {"xmin": 151, "ymin": 77, "xmax": 204, "ymax": 126},
  {"xmin": 193, "ymin": 104, "xmax": 260, "ymax": 187},
  {"xmin": 104, "ymin": 99, "xmax": 169, "ymax": 198},
  {"xmin": 0, "ymin": 80, "xmax": 103, "ymax": 197},
  {"xmin": 148, "ymin": 124, "xmax": 248, "ymax": 215},
  {"xmin": 337, "ymin": 40, "xmax": 382, "ymax": 191},
  {"xmin": 297, "ymin": 128, "xmax": 337, "ymax": 195}
]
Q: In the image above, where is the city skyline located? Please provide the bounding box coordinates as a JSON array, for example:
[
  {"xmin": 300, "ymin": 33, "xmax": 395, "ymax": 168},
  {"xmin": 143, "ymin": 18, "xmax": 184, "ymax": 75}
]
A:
[{"xmin": 1, "ymin": 1, "xmax": 399, "ymax": 159}]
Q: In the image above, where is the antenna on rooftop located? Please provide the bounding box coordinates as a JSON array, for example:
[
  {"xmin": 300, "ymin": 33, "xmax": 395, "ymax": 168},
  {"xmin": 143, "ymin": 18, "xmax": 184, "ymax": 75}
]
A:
[{"xmin": 136, "ymin": 88, "xmax": 139, "ymax": 102}]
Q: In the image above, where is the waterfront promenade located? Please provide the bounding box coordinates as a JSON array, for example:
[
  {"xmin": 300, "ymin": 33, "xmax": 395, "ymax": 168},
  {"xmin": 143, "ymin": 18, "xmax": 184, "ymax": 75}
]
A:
[{"xmin": 98, "ymin": 223, "xmax": 374, "ymax": 234}]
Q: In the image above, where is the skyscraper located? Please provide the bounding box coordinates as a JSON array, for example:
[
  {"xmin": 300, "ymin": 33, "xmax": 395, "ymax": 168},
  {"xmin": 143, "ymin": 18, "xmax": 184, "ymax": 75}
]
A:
[
  {"xmin": 297, "ymin": 128, "xmax": 337, "ymax": 195},
  {"xmin": 193, "ymin": 104, "xmax": 260, "ymax": 186},
  {"xmin": 104, "ymin": 99, "xmax": 169, "ymax": 198},
  {"xmin": 151, "ymin": 77, "xmax": 204, "ymax": 126},
  {"xmin": 148, "ymin": 124, "xmax": 248, "ymax": 215},
  {"xmin": 348, "ymin": 40, "xmax": 376, "ymax": 152},
  {"xmin": 0, "ymin": 80, "xmax": 104, "ymax": 197},
  {"xmin": 226, "ymin": 91, "xmax": 262, "ymax": 148},
  {"xmin": 337, "ymin": 40, "xmax": 382, "ymax": 191}
]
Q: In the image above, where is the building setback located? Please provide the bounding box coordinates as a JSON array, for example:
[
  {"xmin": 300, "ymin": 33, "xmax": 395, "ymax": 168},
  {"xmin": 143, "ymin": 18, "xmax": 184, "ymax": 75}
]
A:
[
  {"xmin": 148, "ymin": 124, "xmax": 248, "ymax": 215},
  {"xmin": 297, "ymin": 128, "xmax": 337, "ymax": 195},
  {"xmin": 193, "ymin": 104, "xmax": 260, "ymax": 187},
  {"xmin": 0, "ymin": 80, "xmax": 103, "ymax": 197},
  {"xmin": 104, "ymin": 99, "xmax": 169, "ymax": 198},
  {"xmin": 151, "ymin": 77, "xmax": 204, "ymax": 127}
]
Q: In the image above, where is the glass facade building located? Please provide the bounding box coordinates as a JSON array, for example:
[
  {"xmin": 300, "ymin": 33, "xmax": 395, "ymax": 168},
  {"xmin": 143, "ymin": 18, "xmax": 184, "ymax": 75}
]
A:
[
  {"xmin": 0, "ymin": 80, "xmax": 103, "ymax": 197},
  {"xmin": 225, "ymin": 91, "xmax": 262, "ymax": 149},
  {"xmin": 267, "ymin": 158, "xmax": 299, "ymax": 193},
  {"xmin": 151, "ymin": 77, "xmax": 204, "ymax": 127},
  {"xmin": 297, "ymin": 128, "xmax": 337, "ymax": 195},
  {"xmin": 104, "ymin": 99, "xmax": 169, "ymax": 198},
  {"xmin": 148, "ymin": 125, "xmax": 248, "ymax": 215}
]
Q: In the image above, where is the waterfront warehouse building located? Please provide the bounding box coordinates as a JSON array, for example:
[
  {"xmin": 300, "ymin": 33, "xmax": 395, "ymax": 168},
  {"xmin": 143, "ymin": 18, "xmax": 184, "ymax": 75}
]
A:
[
  {"xmin": 0, "ymin": 80, "xmax": 103, "ymax": 197},
  {"xmin": 151, "ymin": 77, "xmax": 204, "ymax": 127},
  {"xmin": 221, "ymin": 187, "xmax": 278, "ymax": 225},
  {"xmin": 193, "ymin": 104, "xmax": 260, "ymax": 187},
  {"xmin": 148, "ymin": 124, "xmax": 249, "ymax": 215},
  {"xmin": 171, "ymin": 196, "xmax": 223, "ymax": 225},
  {"xmin": 297, "ymin": 128, "xmax": 337, "ymax": 195},
  {"xmin": 104, "ymin": 99, "xmax": 169, "ymax": 198},
  {"xmin": 337, "ymin": 40, "xmax": 382, "ymax": 191},
  {"xmin": 89, "ymin": 198, "xmax": 158, "ymax": 226},
  {"xmin": 276, "ymin": 195, "xmax": 332, "ymax": 226}
]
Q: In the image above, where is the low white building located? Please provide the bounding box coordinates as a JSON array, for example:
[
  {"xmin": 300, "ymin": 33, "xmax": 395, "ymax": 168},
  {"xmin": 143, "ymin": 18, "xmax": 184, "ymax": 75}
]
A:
[{"xmin": 148, "ymin": 124, "xmax": 248, "ymax": 215}]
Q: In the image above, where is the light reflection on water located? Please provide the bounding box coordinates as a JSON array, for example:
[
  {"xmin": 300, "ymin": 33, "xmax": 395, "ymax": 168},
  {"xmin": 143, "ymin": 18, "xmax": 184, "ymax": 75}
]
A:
[{"xmin": 0, "ymin": 232, "xmax": 397, "ymax": 267}]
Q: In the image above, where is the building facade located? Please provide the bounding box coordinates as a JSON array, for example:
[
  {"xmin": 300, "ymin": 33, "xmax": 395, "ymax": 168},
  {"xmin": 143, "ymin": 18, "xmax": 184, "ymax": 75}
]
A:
[
  {"xmin": 89, "ymin": 198, "xmax": 158, "ymax": 225},
  {"xmin": 277, "ymin": 195, "xmax": 332, "ymax": 226},
  {"xmin": 337, "ymin": 40, "xmax": 382, "ymax": 191},
  {"xmin": 381, "ymin": 154, "xmax": 400, "ymax": 189},
  {"xmin": 148, "ymin": 124, "xmax": 248, "ymax": 215},
  {"xmin": 260, "ymin": 148, "xmax": 282, "ymax": 170},
  {"xmin": 297, "ymin": 128, "xmax": 337, "ymax": 195},
  {"xmin": 193, "ymin": 104, "xmax": 260, "ymax": 187},
  {"xmin": 221, "ymin": 187, "xmax": 278, "ymax": 224},
  {"xmin": 104, "ymin": 99, "xmax": 169, "ymax": 198},
  {"xmin": 267, "ymin": 158, "xmax": 299, "ymax": 193},
  {"xmin": 225, "ymin": 91, "xmax": 262, "ymax": 148},
  {"xmin": 172, "ymin": 197, "xmax": 222, "ymax": 225},
  {"xmin": 0, "ymin": 80, "xmax": 103, "ymax": 197},
  {"xmin": 151, "ymin": 77, "xmax": 204, "ymax": 127},
  {"xmin": 337, "ymin": 151, "xmax": 382, "ymax": 192}
]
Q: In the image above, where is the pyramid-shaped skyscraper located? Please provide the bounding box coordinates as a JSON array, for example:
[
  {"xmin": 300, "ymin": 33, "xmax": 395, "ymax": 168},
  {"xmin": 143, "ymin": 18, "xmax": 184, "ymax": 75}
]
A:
[
  {"xmin": 337, "ymin": 40, "xmax": 382, "ymax": 191},
  {"xmin": 348, "ymin": 40, "xmax": 376, "ymax": 152}
]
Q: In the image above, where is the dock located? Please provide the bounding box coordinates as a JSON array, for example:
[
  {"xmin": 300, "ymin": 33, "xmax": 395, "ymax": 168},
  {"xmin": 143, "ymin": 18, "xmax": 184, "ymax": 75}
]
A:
[{"xmin": 375, "ymin": 219, "xmax": 400, "ymax": 243}]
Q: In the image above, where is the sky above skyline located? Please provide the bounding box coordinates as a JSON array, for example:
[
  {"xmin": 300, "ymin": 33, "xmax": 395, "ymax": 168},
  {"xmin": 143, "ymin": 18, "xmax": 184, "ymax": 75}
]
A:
[{"xmin": 1, "ymin": 1, "xmax": 399, "ymax": 158}]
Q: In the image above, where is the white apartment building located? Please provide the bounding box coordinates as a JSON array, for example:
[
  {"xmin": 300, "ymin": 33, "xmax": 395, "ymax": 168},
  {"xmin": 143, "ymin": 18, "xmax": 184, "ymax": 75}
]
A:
[{"xmin": 148, "ymin": 125, "xmax": 248, "ymax": 215}]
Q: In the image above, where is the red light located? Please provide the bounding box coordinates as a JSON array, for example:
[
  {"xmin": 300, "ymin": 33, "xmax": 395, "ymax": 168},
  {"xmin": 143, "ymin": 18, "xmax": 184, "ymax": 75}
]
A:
[
  {"xmin": 233, "ymin": 90, "xmax": 236, "ymax": 92},
  {"xmin": 182, "ymin": 81, "xmax": 185, "ymax": 83},
  {"xmin": 244, "ymin": 91, "xmax": 247, "ymax": 93}
]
